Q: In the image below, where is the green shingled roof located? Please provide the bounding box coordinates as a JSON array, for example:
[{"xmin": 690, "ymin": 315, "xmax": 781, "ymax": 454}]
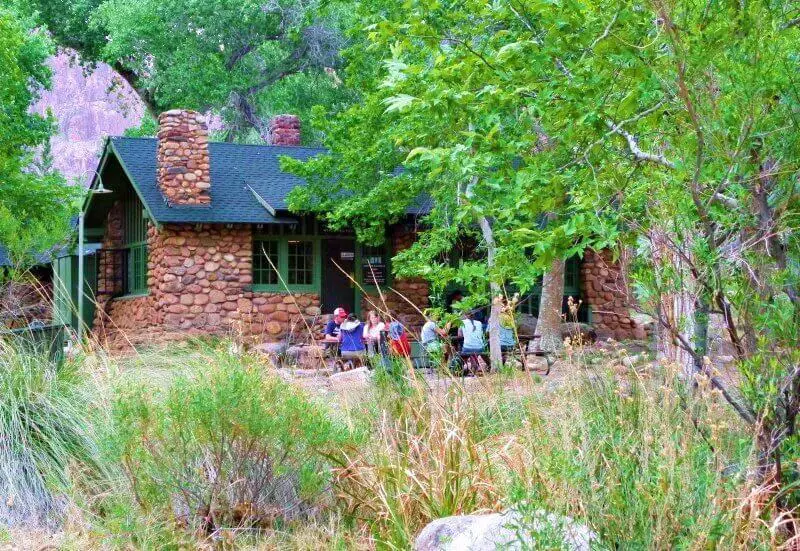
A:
[{"xmin": 103, "ymin": 137, "xmax": 431, "ymax": 224}]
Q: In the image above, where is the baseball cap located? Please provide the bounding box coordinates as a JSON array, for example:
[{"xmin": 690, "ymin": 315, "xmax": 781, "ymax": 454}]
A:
[{"xmin": 333, "ymin": 307, "xmax": 348, "ymax": 318}]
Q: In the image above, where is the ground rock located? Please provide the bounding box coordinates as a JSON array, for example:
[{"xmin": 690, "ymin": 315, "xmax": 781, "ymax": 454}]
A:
[
  {"xmin": 414, "ymin": 509, "xmax": 597, "ymax": 551},
  {"xmin": 328, "ymin": 366, "xmax": 371, "ymax": 390},
  {"xmin": 253, "ymin": 342, "xmax": 287, "ymax": 358}
]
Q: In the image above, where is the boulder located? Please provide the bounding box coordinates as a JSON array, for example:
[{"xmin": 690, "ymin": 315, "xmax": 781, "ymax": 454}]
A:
[
  {"xmin": 328, "ymin": 366, "xmax": 371, "ymax": 391},
  {"xmin": 414, "ymin": 509, "xmax": 597, "ymax": 551},
  {"xmin": 253, "ymin": 341, "xmax": 287, "ymax": 358},
  {"xmin": 517, "ymin": 314, "xmax": 538, "ymax": 336},
  {"xmin": 516, "ymin": 316, "xmax": 596, "ymax": 344}
]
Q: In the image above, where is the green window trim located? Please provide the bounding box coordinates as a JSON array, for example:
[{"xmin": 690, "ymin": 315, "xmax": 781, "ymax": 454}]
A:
[
  {"xmin": 252, "ymin": 236, "xmax": 321, "ymax": 293},
  {"xmin": 516, "ymin": 256, "xmax": 582, "ymax": 317}
]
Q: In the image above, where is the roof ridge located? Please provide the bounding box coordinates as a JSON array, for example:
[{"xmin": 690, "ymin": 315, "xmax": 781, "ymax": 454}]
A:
[{"xmin": 111, "ymin": 135, "xmax": 326, "ymax": 151}]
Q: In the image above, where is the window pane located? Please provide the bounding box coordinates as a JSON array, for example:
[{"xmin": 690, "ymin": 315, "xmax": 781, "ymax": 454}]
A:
[
  {"xmin": 564, "ymin": 256, "xmax": 580, "ymax": 296},
  {"xmin": 253, "ymin": 240, "xmax": 279, "ymax": 285},
  {"xmin": 127, "ymin": 243, "xmax": 148, "ymax": 294},
  {"xmin": 288, "ymin": 241, "xmax": 313, "ymax": 285}
]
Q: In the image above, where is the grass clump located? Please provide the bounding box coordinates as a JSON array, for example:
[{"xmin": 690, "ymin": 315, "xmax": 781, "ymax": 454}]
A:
[
  {"xmin": 0, "ymin": 340, "xmax": 104, "ymax": 529},
  {"xmin": 511, "ymin": 367, "xmax": 770, "ymax": 549},
  {"xmin": 330, "ymin": 361, "xmax": 504, "ymax": 549},
  {"xmin": 103, "ymin": 347, "xmax": 354, "ymax": 543}
]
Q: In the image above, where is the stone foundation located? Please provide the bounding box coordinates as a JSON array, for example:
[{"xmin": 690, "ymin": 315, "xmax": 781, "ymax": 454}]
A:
[{"xmin": 581, "ymin": 249, "xmax": 645, "ymax": 340}]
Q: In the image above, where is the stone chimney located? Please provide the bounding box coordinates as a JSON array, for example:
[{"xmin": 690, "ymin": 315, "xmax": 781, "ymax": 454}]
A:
[
  {"xmin": 268, "ymin": 114, "xmax": 301, "ymax": 146},
  {"xmin": 157, "ymin": 109, "xmax": 211, "ymax": 205}
]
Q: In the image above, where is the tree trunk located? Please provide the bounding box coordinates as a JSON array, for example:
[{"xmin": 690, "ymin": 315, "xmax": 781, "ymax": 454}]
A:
[
  {"xmin": 647, "ymin": 228, "xmax": 697, "ymax": 380},
  {"xmin": 536, "ymin": 257, "xmax": 565, "ymax": 353},
  {"xmin": 478, "ymin": 216, "xmax": 503, "ymax": 369}
]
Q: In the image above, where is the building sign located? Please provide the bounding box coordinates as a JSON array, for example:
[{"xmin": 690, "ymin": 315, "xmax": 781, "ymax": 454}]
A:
[
  {"xmin": 340, "ymin": 251, "xmax": 355, "ymax": 260},
  {"xmin": 362, "ymin": 254, "xmax": 386, "ymax": 285}
]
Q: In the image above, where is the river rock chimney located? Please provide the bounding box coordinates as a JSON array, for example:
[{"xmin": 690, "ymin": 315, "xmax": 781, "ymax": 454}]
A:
[
  {"xmin": 156, "ymin": 109, "xmax": 211, "ymax": 205},
  {"xmin": 268, "ymin": 114, "xmax": 301, "ymax": 146}
]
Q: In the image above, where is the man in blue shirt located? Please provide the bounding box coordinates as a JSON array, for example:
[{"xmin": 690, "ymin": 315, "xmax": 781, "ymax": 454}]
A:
[{"xmin": 323, "ymin": 307, "xmax": 347, "ymax": 351}]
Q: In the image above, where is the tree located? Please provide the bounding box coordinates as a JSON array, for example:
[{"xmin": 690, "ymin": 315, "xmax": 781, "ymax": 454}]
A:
[
  {"xmin": 0, "ymin": 4, "xmax": 78, "ymax": 264},
  {"xmin": 29, "ymin": 0, "xmax": 356, "ymax": 142},
  {"xmin": 284, "ymin": 0, "xmax": 621, "ymax": 366},
  {"xmin": 288, "ymin": 1, "xmax": 799, "ymax": 524}
]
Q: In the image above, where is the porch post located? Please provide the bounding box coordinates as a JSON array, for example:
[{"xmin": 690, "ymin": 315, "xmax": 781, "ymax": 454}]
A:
[{"xmin": 77, "ymin": 211, "xmax": 85, "ymax": 340}]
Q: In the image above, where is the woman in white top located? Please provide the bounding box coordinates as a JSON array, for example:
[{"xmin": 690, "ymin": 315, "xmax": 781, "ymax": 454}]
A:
[
  {"xmin": 459, "ymin": 311, "xmax": 485, "ymax": 354},
  {"xmin": 363, "ymin": 310, "xmax": 386, "ymax": 355}
]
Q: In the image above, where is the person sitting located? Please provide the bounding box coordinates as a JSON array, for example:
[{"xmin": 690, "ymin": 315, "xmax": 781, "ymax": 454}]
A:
[
  {"xmin": 323, "ymin": 307, "xmax": 348, "ymax": 352},
  {"xmin": 421, "ymin": 310, "xmax": 449, "ymax": 354},
  {"xmin": 362, "ymin": 310, "xmax": 386, "ymax": 355},
  {"xmin": 499, "ymin": 311, "xmax": 518, "ymax": 351},
  {"xmin": 339, "ymin": 313, "xmax": 366, "ymax": 361},
  {"xmin": 387, "ymin": 321, "xmax": 411, "ymax": 358},
  {"xmin": 459, "ymin": 310, "xmax": 485, "ymax": 355},
  {"xmin": 454, "ymin": 310, "xmax": 489, "ymax": 374}
]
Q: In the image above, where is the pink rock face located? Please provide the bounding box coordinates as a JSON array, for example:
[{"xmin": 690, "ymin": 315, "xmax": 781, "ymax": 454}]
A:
[{"xmin": 32, "ymin": 50, "xmax": 145, "ymax": 186}]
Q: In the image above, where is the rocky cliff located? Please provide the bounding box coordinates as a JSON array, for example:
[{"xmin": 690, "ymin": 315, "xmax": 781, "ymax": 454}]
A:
[{"xmin": 33, "ymin": 51, "xmax": 145, "ymax": 186}]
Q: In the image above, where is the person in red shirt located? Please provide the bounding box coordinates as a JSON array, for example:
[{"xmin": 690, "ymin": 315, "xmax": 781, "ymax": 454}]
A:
[{"xmin": 387, "ymin": 321, "xmax": 411, "ymax": 357}]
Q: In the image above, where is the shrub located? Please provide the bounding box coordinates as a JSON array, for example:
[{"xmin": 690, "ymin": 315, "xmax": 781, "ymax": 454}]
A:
[
  {"xmin": 108, "ymin": 349, "xmax": 352, "ymax": 538},
  {"xmin": 0, "ymin": 340, "xmax": 103, "ymax": 528}
]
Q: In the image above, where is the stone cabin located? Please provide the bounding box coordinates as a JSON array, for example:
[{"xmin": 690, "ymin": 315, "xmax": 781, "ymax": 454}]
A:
[{"xmin": 67, "ymin": 109, "xmax": 642, "ymax": 346}]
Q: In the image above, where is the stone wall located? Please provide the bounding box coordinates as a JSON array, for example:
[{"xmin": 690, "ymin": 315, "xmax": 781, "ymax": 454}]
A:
[
  {"xmin": 96, "ymin": 219, "xmax": 424, "ymax": 345},
  {"xmin": 581, "ymin": 249, "xmax": 645, "ymax": 340},
  {"xmin": 147, "ymin": 223, "xmax": 320, "ymax": 341},
  {"xmin": 93, "ymin": 201, "xmax": 159, "ymax": 342},
  {"xmin": 156, "ymin": 110, "xmax": 211, "ymax": 205},
  {"xmin": 0, "ymin": 271, "xmax": 53, "ymax": 329},
  {"xmin": 360, "ymin": 224, "xmax": 429, "ymax": 332}
]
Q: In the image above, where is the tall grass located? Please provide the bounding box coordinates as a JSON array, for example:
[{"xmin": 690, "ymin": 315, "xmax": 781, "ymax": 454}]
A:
[
  {"xmin": 329, "ymin": 360, "xmax": 505, "ymax": 549},
  {"xmin": 0, "ymin": 339, "xmax": 104, "ymax": 528},
  {"xmin": 508, "ymin": 364, "xmax": 774, "ymax": 549}
]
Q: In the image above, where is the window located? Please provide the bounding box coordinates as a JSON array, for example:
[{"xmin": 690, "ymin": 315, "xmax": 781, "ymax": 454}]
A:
[
  {"xmin": 251, "ymin": 236, "xmax": 318, "ymax": 291},
  {"xmin": 288, "ymin": 240, "xmax": 314, "ymax": 285},
  {"xmin": 563, "ymin": 256, "xmax": 581, "ymax": 297},
  {"xmin": 253, "ymin": 240, "xmax": 279, "ymax": 285},
  {"xmin": 128, "ymin": 243, "xmax": 148, "ymax": 294}
]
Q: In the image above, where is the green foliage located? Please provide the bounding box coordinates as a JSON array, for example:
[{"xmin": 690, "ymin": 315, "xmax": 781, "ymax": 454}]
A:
[
  {"xmin": 0, "ymin": 340, "xmax": 104, "ymax": 528},
  {"xmin": 107, "ymin": 348, "xmax": 353, "ymax": 535},
  {"xmin": 288, "ymin": 0, "xmax": 799, "ymax": 505},
  {"xmin": 284, "ymin": 0, "xmax": 638, "ymax": 302},
  {"xmin": 0, "ymin": 4, "xmax": 79, "ymax": 262}
]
